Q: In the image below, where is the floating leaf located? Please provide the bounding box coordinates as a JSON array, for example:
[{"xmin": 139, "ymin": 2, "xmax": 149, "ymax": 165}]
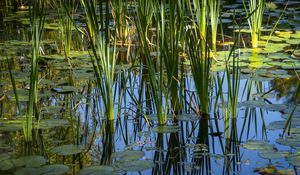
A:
[
  {"xmin": 51, "ymin": 144, "xmax": 84, "ymax": 156},
  {"xmin": 37, "ymin": 164, "xmax": 69, "ymax": 175},
  {"xmin": 77, "ymin": 166, "xmax": 113, "ymax": 175},
  {"xmin": 12, "ymin": 155, "xmax": 46, "ymax": 168},
  {"xmin": 41, "ymin": 106, "xmax": 64, "ymax": 115},
  {"xmin": 0, "ymin": 153, "xmax": 11, "ymax": 161},
  {"xmin": 117, "ymin": 160, "xmax": 153, "ymax": 172},
  {"xmin": 112, "ymin": 150, "xmax": 145, "ymax": 161},
  {"xmin": 51, "ymin": 86, "xmax": 77, "ymax": 94},
  {"xmin": 258, "ymin": 151, "xmax": 290, "ymax": 159},
  {"xmin": 152, "ymin": 125, "xmax": 180, "ymax": 133},
  {"xmin": 176, "ymin": 114, "xmax": 200, "ymax": 121},
  {"xmin": 263, "ymin": 104, "xmax": 287, "ymax": 111},
  {"xmin": 287, "ymin": 155, "xmax": 300, "ymax": 166},
  {"xmin": 267, "ymin": 120, "xmax": 289, "ymax": 130},
  {"xmin": 242, "ymin": 140, "xmax": 274, "ymax": 152},
  {"xmin": 241, "ymin": 100, "xmax": 266, "ymax": 108},
  {"xmin": 261, "ymin": 35, "xmax": 286, "ymax": 42},
  {"xmin": 0, "ymin": 159, "xmax": 14, "ymax": 171},
  {"xmin": 37, "ymin": 119, "xmax": 69, "ymax": 129},
  {"xmin": 276, "ymin": 137, "xmax": 300, "ymax": 148},
  {"xmin": 14, "ymin": 168, "xmax": 38, "ymax": 175}
]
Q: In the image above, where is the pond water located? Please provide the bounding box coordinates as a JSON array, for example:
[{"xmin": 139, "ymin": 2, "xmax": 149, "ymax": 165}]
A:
[{"xmin": 1, "ymin": 0, "xmax": 300, "ymax": 175}]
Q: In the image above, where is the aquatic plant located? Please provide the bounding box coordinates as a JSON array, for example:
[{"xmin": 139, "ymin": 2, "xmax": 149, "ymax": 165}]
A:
[
  {"xmin": 193, "ymin": 0, "xmax": 208, "ymax": 50},
  {"xmin": 80, "ymin": 0, "xmax": 117, "ymax": 120},
  {"xmin": 135, "ymin": 0, "xmax": 168, "ymax": 125},
  {"xmin": 24, "ymin": 0, "xmax": 45, "ymax": 142},
  {"xmin": 158, "ymin": 0, "xmax": 186, "ymax": 114},
  {"xmin": 111, "ymin": 0, "xmax": 129, "ymax": 45},
  {"xmin": 208, "ymin": 0, "xmax": 221, "ymax": 52},
  {"xmin": 186, "ymin": 27, "xmax": 211, "ymax": 115},
  {"xmin": 243, "ymin": 0, "xmax": 265, "ymax": 48}
]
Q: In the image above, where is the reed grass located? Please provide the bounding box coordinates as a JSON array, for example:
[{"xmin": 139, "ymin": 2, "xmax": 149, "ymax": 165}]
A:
[
  {"xmin": 243, "ymin": 0, "xmax": 265, "ymax": 48},
  {"xmin": 135, "ymin": 0, "xmax": 168, "ymax": 125},
  {"xmin": 208, "ymin": 0, "xmax": 221, "ymax": 52},
  {"xmin": 25, "ymin": 0, "xmax": 45, "ymax": 142},
  {"xmin": 186, "ymin": 27, "xmax": 211, "ymax": 115},
  {"xmin": 193, "ymin": 0, "xmax": 208, "ymax": 50},
  {"xmin": 158, "ymin": 0, "xmax": 186, "ymax": 114},
  {"xmin": 80, "ymin": 0, "xmax": 117, "ymax": 121}
]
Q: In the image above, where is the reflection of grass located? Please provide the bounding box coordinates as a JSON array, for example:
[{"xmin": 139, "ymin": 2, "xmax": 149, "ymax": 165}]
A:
[
  {"xmin": 25, "ymin": 0, "xmax": 45, "ymax": 142},
  {"xmin": 80, "ymin": 0, "xmax": 117, "ymax": 121},
  {"xmin": 53, "ymin": 0, "xmax": 76, "ymax": 66}
]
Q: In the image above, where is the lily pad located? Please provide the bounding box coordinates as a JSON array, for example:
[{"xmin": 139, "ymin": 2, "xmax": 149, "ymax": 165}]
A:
[
  {"xmin": 176, "ymin": 114, "xmax": 200, "ymax": 121},
  {"xmin": 77, "ymin": 166, "xmax": 114, "ymax": 175},
  {"xmin": 12, "ymin": 155, "xmax": 46, "ymax": 168},
  {"xmin": 0, "ymin": 159, "xmax": 14, "ymax": 171},
  {"xmin": 276, "ymin": 137, "xmax": 300, "ymax": 148},
  {"xmin": 37, "ymin": 119, "xmax": 69, "ymax": 129},
  {"xmin": 258, "ymin": 151, "xmax": 290, "ymax": 159},
  {"xmin": 287, "ymin": 155, "xmax": 300, "ymax": 166},
  {"xmin": 51, "ymin": 144, "xmax": 84, "ymax": 156},
  {"xmin": 14, "ymin": 168, "xmax": 38, "ymax": 175},
  {"xmin": 0, "ymin": 153, "xmax": 11, "ymax": 161},
  {"xmin": 112, "ymin": 150, "xmax": 145, "ymax": 161},
  {"xmin": 152, "ymin": 125, "xmax": 180, "ymax": 133},
  {"xmin": 37, "ymin": 164, "xmax": 69, "ymax": 175},
  {"xmin": 241, "ymin": 100, "xmax": 266, "ymax": 108},
  {"xmin": 117, "ymin": 160, "xmax": 153, "ymax": 172},
  {"xmin": 41, "ymin": 106, "xmax": 64, "ymax": 115},
  {"xmin": 51, "ymin": 86, "xmax": 78, "ymax": 94},
  {"xmin": 242, "ymin": 140, "xmax": 274, "ymax": 152}
]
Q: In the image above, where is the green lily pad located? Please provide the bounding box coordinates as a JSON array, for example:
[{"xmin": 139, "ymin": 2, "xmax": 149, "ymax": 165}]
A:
[
  {"xmin": 37, "ymin": 164, "xmax": 69, "ymax": 175},
  {"xmin": 252, "ymin": 93, "xmax": 276, "ymax": 99},
  {"xmin": 77, "ymin": 166, "xmax": 114, "ymax": 175},
  {"xmin": 267, "ymin": 120, "xmax": 292, "ymax": 130},
  {"xmin": 12, "ymin": 155, "xmax": 46, "ymax": 168},
  {"xmin": 51, "ymin": 86, "xmax": 78, "ymax": 94},
  {"xmin": 258, "ymin": 151, "xmax": 290, "ymax": 159},
  {"xmin": 51, "ymin": 144, "xmax": 84, "ymax": 156},
  {"xmin": 40, "ymin": 54, "xmax": 64, "ymax": 60},
  {"xmin": 41, "ymin": 106, "xmax": 64, "ymax": 115},
  {"xmin": 242, "ymin": 140, "xmax": 274, "ymax": 152},
  {"xmin": 276, "ymin": 137, "xmax": 300, "ymax": 147},
  {"xmin": 14, "ymin": 168, "xmax": 38, "ymax": 175},
  {"xmin": 287, "ymin": 155, "xmax": 300, "ymax": 166},
  {"xmin": 112, "ymin": 150, "xmax": 145, "ymax": 161},
  {"xmin": 261, "ymin": 35, "xmax": 286, "ymax": 42},
  {"xmin": 241, "ymin": 100, "xmax": 266, "ymax": 108},
  {"xmin": 291, "ymin": 31, "xmax": 300, "ymax": 39},
  {"xmin": 152, "ymin": 125, "xmax": 180, "ymax": 133},
  {"xmin": 263, "ymin": 104, "xmax": 287, "ymax": 111},
  {"xmin": 0, "ymin": 153, "xmax": 11, "ymax": 161},
  {"xmin": 286, "ymin": 39, "xmax": 300, "ymax": 45},
  {"xmin": 176, "ymin": 114, "xmax": 200, "ymax": 121},
  {"xmin": 117, "ymin": 160, "xmax": 154, "ymax": 172},
  {"xmin": 0, "ymin": 159, "xmax": 14, "ymax": 171},
  {"xmin": 267, "ymin": 52, "xmax": 289, "ymax": 60},
  {"xmin": 37, "ymin": 119, "xmax": 69, "ymax": 129}
]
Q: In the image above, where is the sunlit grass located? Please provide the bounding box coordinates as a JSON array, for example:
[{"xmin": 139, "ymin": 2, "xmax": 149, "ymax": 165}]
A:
[
  {"xmin": 243, "ymin": 0, "xmax": 265, "ymax": 48},
  {"xmin": 80, "ymin": 0, "xmax": 117, "ymax": 121}
]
